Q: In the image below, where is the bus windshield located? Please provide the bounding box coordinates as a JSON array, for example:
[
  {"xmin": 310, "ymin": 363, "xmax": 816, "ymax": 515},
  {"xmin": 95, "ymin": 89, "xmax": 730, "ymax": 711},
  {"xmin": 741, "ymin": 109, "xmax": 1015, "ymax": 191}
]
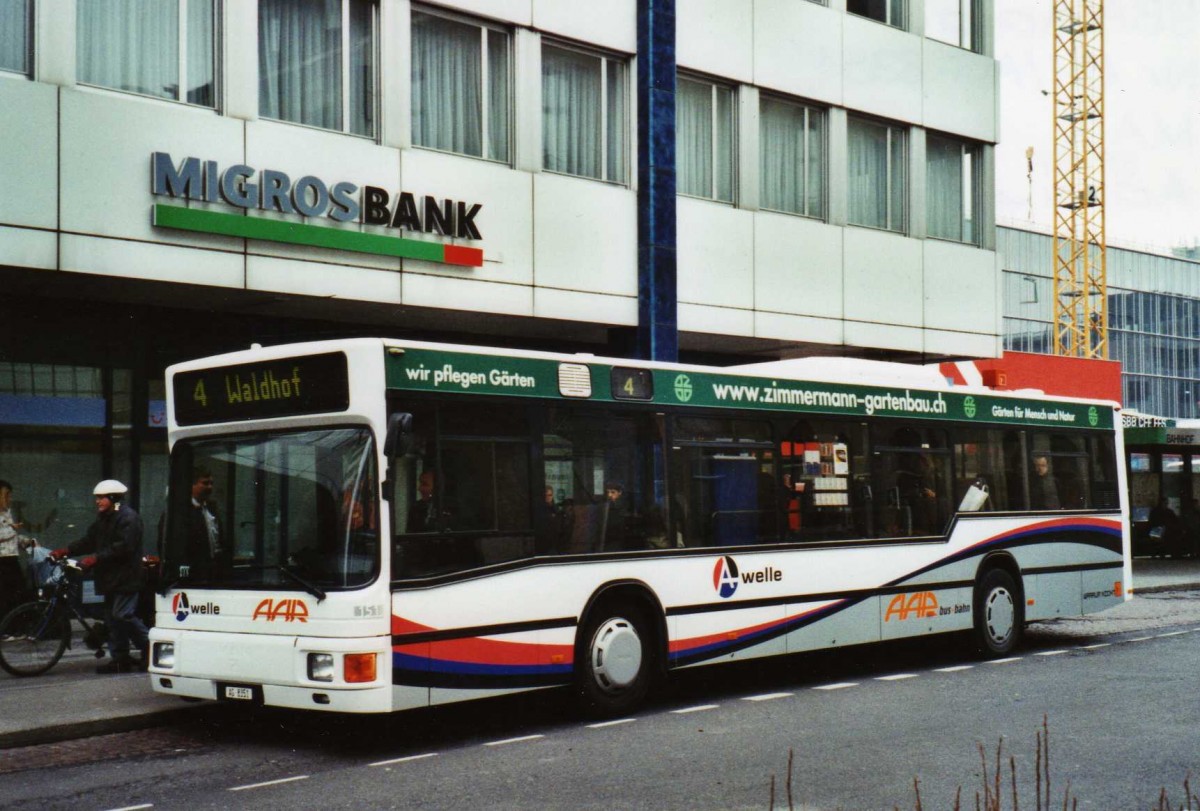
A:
[{"xmin": 163, "ymin": 427, "xmax": 379, "ymax": 591}]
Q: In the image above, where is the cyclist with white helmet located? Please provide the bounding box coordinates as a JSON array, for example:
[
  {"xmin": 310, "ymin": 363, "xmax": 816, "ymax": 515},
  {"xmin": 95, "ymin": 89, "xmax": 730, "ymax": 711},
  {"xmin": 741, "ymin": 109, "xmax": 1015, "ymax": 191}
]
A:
[{"xmin": 51, "ymin": 480, "xmax": 149, "ymax": 673}]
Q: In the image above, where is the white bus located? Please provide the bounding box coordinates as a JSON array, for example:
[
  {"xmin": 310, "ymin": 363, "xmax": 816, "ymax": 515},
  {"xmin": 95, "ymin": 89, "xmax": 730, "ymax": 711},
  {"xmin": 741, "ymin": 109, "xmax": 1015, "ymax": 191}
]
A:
[{"xmin": 149, "ymin": 338, "xmax": 1130, "ymax": 715}]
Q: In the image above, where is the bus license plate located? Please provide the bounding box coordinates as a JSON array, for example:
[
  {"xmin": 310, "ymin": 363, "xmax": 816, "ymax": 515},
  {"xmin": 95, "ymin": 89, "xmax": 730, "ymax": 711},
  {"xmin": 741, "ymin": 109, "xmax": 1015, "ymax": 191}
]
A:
[{"xmin": 224, "ymin": 685, "xmax": 253, "ymax": 701}]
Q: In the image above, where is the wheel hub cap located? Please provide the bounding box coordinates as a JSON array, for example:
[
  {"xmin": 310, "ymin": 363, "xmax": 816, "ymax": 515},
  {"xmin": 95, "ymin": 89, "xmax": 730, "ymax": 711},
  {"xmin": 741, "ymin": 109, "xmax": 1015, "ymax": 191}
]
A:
[
  {"xmin": 591, "ymin": 618, "xmax": 642, "ymax": 692},
  {"xmin": 986, "ymin": 587, "xmax": 1015, "ymax": 644}
]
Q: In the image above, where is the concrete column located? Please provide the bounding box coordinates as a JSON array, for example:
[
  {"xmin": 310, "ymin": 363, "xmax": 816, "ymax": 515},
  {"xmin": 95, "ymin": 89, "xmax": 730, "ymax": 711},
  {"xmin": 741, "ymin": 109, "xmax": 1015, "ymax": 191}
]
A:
[{"xmin": 636, "ymin": 0, "xmax": 678, "ymax": 362}]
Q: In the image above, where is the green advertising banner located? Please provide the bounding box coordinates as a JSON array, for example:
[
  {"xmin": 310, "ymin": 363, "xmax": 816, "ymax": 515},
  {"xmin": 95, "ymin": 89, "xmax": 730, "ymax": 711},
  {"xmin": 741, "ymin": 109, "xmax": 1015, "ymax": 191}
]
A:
[{"xmin": 385, "ymin": 349, "xmax": 1114, "ymax": 431}]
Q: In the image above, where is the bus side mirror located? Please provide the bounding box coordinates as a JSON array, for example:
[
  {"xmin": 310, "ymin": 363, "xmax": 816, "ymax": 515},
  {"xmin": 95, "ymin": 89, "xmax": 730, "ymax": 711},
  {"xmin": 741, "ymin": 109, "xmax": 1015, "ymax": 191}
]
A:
[
  {"xmin": 383, "ymin": 413, "xmax": 414, "ymax": 503},
  {"xmin": 384, "ymin": 412, "xmax": 414, "ymax": 458}
]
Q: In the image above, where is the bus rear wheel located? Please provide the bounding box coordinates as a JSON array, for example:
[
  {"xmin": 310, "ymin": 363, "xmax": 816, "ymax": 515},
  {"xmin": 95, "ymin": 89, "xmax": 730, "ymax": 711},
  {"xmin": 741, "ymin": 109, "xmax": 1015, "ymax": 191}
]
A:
[
  {"xmin": 576, "ymin": 604, "xmax": 652, "ymax": 717},
  {"xmin": 973, "ymin": 568, "xmax": 1023, "ymax": 657}
]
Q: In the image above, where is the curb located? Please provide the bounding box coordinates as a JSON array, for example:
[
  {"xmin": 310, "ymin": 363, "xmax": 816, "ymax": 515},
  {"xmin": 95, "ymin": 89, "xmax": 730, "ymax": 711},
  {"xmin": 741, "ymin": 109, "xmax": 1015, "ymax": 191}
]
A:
[
  {"xmin": 1132, "ymin": 581, "xmax": 1200, "ymax": 595},
  {"xmin": 0, "ymin": 703, "xmax": 223, "ymax": 751}
]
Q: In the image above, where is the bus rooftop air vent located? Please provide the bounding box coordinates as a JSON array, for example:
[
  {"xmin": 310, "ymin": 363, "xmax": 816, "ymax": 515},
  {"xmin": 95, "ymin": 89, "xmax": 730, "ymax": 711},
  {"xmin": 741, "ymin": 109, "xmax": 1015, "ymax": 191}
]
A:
[{"xmin": 558, "ymin": 363, "xmax": 593, "ymax": 398}]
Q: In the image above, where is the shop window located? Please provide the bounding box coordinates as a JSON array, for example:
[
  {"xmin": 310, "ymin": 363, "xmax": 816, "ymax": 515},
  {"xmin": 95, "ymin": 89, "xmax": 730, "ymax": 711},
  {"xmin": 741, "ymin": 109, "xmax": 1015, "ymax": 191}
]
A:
[
  {"xmin": 760, "ymin": 95, "xmax": 826, "ymax": 219},
  {"xmin": 925, "ymin": 0, "xmax": 978, "ymax": 51},
  {"xmin": 672, "ymin": 417, "xmax": 775, "ymax": 548},
  {"xmin": 927, "ymin": 133, "xmax": 980, "ymax": 245},
  {"xmin": 0, "ymin": 0, "xmax": 30, "ymax": 76},
  {"xmin": 779, "ymin": 420, "xmax": 868, "ymax": 541},
  {"xmin": 412, "ymin": 8, "xmax": 510, "ymax": 163},
  {"xmin": 848, "ymin": 0, "xmax": 906, "ymax": 29},
  {"xmin": 542, "ymin": 410, "xmax": 665, "ymax": 555},
  {"xmin": 259, "ymin": 0, "xmax": 377, "ymax": 136},
  {"xmin": 542, "ymin": 43, "xmax": 627, "ymax": 184},
  {"xmin": 78, "ymin": 0, "xmax": 217, "ymax": 107},
  {"xmin": 849, "ymin": 116, "xmax": 907, "ymax": 233},
  {"xmin": 0, "ymin": 361, "xmax": 108, "ymax": 514},
  {"xmin": 677, "ymin": 75, "xmax": 735, "ymax": 203}
]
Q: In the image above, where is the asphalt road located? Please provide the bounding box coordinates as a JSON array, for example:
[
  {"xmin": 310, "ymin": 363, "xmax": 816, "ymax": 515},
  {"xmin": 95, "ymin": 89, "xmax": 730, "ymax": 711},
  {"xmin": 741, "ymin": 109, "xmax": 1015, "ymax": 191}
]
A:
[{"xmin": 4, "ymin": 592, "xmax": 1200, "ymax": 811}]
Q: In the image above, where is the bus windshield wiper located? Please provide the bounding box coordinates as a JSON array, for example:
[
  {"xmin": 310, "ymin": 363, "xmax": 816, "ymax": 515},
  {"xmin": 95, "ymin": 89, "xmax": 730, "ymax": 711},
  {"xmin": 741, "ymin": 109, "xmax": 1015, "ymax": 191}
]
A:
[{"xmin": 275, "ymin": 565, "xmax": 327, "ymax": 602}]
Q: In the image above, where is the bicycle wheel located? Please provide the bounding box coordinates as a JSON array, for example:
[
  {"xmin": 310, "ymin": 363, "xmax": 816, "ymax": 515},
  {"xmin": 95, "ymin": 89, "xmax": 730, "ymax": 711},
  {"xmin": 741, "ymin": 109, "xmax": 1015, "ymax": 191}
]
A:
[{"xmin": 0, "ymin": 602, "xmax": 71, "ymax": 677}]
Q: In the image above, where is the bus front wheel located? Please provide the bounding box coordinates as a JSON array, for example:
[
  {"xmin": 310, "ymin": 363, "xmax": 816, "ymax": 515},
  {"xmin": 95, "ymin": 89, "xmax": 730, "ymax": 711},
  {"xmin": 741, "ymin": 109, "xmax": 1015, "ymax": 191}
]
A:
[
  {"xmin": 576, "ymin": 604, "xmax": 652, "ymax": 717},
  {"xmin": 973, "ymin": 568, "xmax": 1023, "ymax": 657}
]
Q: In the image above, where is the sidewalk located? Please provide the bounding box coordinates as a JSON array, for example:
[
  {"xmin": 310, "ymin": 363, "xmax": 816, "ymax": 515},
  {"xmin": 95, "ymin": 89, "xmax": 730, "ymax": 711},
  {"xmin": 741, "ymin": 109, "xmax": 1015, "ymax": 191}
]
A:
[{"xmin": 3, "ymin": 557, "xmax": 1200, "ymax": 750}]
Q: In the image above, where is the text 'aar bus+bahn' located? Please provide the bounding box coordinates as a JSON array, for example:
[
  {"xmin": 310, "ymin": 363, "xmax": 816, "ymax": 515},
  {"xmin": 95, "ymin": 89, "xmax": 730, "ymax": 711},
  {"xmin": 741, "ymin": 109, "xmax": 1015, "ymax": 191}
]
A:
[{"xmin": 149, "ymin": 339, "xmax": 1130, "ymax": 716}]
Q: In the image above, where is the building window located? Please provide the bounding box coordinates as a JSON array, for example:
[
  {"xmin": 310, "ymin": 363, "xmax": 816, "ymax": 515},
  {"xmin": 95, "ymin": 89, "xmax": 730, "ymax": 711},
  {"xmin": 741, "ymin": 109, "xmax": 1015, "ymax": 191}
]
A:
[
  {"xmin": 259, "ymin": 0, "xmax": 377, "ymax": 136},
  {"xmin": 847, "ymin": 0, "xmax": 906, "ymax": 29},
  {"xmin": 542, "ymin": 43, "xmax": 627, "ymax": 183},
  {"xmin": 925, "ymin": 0, "xmax": 978, "ymax": 51},
  {"xmin": 411, "ymin": 10, "xmax": 509, "ymax": 163},
  {"xmin": 760, "ymin": 95, "xmax": 826, "ymax": 219},
  {"xmin": 676, "ymin": 76, "xmax": 734, "ymax": 202},
  {"xmin": 0, "ymin": 0, "xmax": 30, "ymax": 76},
  {"xmin": 927, "ymin": 134, "xmax": 980, "ymax": 244},
  {"xmin": 77, "ymin": 0, "xmax": 216, "ymax": 106},
  {"xmin": 848, "ymin": 116, "xmax": 906, "ymax": 233}
]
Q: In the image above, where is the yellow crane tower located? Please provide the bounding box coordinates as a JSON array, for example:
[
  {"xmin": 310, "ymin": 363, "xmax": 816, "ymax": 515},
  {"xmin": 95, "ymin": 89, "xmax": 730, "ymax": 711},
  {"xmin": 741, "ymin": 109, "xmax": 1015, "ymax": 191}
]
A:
[{"xmin": 1052, "ymin": 0, "xmax": 1106, "ymax": 358}]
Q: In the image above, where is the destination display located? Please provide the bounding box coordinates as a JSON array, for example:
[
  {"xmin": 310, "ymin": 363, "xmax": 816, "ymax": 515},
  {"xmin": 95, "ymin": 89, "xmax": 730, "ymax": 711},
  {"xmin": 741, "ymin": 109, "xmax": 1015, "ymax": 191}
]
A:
[
  {"xmin": 173, "ymin": 352, "xmax": 349, "ymax": 426},
  {"xmin": 384, "ymin": 348, "xmax": 1114, "ymax": 431}
]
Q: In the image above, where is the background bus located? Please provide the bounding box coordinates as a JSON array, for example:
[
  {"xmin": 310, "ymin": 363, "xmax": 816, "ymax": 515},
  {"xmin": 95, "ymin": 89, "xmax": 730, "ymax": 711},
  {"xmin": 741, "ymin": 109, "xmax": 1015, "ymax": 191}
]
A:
[{"xmin": 150, "ymin": 338, "xmax": 1130, "ymax": 715}]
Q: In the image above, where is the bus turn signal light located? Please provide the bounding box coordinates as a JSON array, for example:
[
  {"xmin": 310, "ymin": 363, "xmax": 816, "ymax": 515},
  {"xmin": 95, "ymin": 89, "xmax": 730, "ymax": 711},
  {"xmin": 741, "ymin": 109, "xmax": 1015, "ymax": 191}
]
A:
[{"xmin": 344, "ymin": 653, "xmax": 377, "ymax": 683}]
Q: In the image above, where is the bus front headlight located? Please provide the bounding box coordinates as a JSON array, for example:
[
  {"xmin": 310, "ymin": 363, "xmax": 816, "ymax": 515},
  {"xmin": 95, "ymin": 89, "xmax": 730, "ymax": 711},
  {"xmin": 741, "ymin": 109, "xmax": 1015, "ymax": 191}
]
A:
[
  {"xmin": 152, "ymin": 642, "xmax": 175, "ymax": 668},
  {"xmin": 307, "ymin": 653, "xmax": 335, "ymax": 682}
]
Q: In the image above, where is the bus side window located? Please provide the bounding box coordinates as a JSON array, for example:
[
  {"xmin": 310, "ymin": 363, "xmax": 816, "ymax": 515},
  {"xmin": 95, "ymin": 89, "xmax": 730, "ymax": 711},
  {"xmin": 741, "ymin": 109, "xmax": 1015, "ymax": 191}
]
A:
[
  {"xmin": 542, "ymin": 410, "xmax": 664, "ymax": 555},
  {"xmin": 671, "ymin": 418, "xmax": 774, "ymax": 548}
]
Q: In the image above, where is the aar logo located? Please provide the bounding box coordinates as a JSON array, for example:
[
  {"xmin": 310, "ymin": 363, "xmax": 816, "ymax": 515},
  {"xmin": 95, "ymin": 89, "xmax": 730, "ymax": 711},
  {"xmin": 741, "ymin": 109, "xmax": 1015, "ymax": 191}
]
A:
[
  {"xmin": 252, "ymin": 598, "xmax": 309, "ymax": 623},
  {"xmin": 884, "ymin": 592, "xmax": 939, "ymax": 622},
  {"xmin": 713, "ymin": 556, "xmax": 740, "ymax": 599}
]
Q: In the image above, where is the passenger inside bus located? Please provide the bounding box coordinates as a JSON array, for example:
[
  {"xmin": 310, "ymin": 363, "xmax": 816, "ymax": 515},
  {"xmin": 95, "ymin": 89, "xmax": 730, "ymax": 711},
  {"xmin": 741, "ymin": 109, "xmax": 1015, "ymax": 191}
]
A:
[{"xmin": 1029, "ymin": 454, "xmax": 1061, "ymax": 510}]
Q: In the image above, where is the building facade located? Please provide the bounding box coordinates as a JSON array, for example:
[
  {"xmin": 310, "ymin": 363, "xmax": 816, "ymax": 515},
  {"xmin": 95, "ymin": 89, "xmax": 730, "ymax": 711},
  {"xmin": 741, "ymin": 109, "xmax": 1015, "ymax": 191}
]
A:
[
  {"xmin": 1000, "ymin": 225, "xmax": 1200, "ymax": 541},
  {"xmin": 0, "ymin": 0, "xmax": 998, "ymax": 543}
]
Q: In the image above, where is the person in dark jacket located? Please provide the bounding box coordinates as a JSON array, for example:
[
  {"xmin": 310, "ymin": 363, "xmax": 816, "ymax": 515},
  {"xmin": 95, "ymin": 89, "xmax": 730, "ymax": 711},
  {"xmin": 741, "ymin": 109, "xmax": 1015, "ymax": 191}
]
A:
[
  {"xmin": 184, "ymin": 467, "xmax": 225, "ymax": 577},
  {"xmin": 53, "ymin": 480, "xmax": 148, "ymax": 673}
]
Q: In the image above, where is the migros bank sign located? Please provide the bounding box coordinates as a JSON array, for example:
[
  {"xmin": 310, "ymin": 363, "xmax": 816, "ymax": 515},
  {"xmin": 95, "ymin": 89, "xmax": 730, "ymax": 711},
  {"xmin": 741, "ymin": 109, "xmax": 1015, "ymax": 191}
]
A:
[{"xmin": 150, "ymin": 152, "xmax": 484, "ymax": 267}]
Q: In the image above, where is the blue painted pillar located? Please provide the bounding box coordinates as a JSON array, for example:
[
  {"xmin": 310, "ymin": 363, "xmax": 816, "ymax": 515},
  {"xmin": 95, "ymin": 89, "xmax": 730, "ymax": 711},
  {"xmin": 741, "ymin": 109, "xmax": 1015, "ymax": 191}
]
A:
[{"xmin": 636, "ymin": 0, "xmax": 678, "ymax": 362}]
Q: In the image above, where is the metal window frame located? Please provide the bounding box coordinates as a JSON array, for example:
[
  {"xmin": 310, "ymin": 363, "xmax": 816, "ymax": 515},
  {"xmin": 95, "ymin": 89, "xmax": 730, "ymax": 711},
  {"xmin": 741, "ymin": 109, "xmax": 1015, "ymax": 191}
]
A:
[{"xmin": 412, "ymin": 4, "xmax": 511, "ymax": 162}]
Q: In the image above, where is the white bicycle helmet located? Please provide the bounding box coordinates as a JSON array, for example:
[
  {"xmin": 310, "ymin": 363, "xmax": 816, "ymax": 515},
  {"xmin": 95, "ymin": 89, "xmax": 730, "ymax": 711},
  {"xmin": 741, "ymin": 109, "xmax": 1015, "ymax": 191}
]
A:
[{"xmin": 93, "ymin": 479, "xmax": 129, "ymax": 499}]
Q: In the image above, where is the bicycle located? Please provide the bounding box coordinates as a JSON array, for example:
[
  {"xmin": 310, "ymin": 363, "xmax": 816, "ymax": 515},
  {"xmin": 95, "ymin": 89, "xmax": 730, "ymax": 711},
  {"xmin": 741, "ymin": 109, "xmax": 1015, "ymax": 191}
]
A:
[{"xmin": 0, "ymin": 557, "xmax": 109, "ymax": 677}]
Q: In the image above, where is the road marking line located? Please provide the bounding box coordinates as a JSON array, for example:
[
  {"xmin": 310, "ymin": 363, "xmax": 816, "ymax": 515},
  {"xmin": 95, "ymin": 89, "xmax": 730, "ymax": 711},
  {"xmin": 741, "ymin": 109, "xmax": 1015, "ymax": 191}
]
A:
[
  {"xmin": 1081, "ymin": 643, "xmax": 1111, "ymax": 650},
  {"xmin": 671, "ymin": 704, "xmax": 719, "ymax": 714},
  {"xmin": 934, "ymin": 665, "xmax": 975, "ymax": 672},
  {"xmin": 876, "ymin": 674, "xmax": 917, "ymax": 681},
  {"xmin": 813, "ymin": 682, "xmax": 858, "ymax": 691},
  {"xmin": 1129, "ymin": 637, "xmax": 1153, "ymax": 642},
  {"xmin": 229, "ymin": 775, "xmax": 309, "ymax": 792},
  {"xmin": 1034, "ymin": 650, "xmax": 1067, "ymax": 656},
  {"xmin": 985, "ymin": 657, "xmax": 1023, "ymax": 664},
  {"xmin": 484, "ymin": 734, "xmax": 545, "ymax": 747},
  {"xmin": 1156, "ymin": 631, "xmax": 1188, "ymax": 638},
  {"xmin": 588, "ymin": 718, "xmax": 637, "ymax": 728},
  {"xmin": 370, "ymin": 753, "xmax": 438, "ymax": 767},
  {"xmin": 104, "ymin": 805, "xmax": 153, "ymax": 811},
  {"xmin": 743, "ymin": 692, "xmax": 794, "ymax": 701}
]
